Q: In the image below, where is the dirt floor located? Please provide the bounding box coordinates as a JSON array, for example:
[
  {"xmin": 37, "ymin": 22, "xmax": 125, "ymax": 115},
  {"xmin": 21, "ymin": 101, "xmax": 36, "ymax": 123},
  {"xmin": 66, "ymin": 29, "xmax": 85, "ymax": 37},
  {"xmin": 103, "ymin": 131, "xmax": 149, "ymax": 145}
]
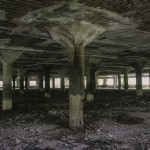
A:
[{"xmin": 0, "ymin": 89, "xmax": 150, "ymax": 150}]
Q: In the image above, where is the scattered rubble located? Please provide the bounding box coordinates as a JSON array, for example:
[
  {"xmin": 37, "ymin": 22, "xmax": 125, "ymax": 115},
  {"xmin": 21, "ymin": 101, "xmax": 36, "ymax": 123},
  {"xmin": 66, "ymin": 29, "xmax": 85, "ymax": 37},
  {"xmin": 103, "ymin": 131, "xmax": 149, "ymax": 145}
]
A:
[{"xmin": 0, "ymin": 90, "xmax": 150, "ymax": 149}]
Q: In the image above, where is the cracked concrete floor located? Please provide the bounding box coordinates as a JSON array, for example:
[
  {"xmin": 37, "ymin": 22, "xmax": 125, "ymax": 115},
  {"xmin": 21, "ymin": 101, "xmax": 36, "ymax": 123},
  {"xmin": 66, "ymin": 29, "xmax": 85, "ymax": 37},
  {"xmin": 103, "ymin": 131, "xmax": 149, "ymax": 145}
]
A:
[{"xmin": 0, "ymin": 90, "xmax": 150, "ymax": 150}]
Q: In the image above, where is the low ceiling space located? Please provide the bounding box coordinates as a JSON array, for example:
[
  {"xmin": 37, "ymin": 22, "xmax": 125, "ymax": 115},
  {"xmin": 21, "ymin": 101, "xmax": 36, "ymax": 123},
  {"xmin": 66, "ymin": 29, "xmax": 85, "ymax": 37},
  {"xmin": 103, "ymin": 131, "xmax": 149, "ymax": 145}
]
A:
[
  {"xmin": 0, "ymin": 0, "xmax": 150, "ymax": 74},
  {"xmin": 1, "ymin": 1, "xmax": 150, "ymax": 149}
]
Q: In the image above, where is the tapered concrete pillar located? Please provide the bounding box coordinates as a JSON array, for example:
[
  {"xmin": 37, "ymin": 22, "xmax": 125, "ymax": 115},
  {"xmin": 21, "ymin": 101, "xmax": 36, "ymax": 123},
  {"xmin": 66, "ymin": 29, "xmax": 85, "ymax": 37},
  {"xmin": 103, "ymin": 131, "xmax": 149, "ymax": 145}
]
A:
[
  {"xmin": 12, "ymin": 75, "xmax": 17, "ymax": 91},
  {"xmin": 124, "ymin": 71, "xmax": 129, "ymax": 92},
  {"xmin": 118, "ymin": 73, "xmax": 121, "ymax": 90},
  {"xmin": 14, "ymin": 0, "xmax": 134, "ymax": 129},
  {"xmin": 136, "ymin": 68, "xmax": 143, "ymax": 97},
  {"xmin": 45, "ymin": 71, "xmax": 50, "ymax": 98},
  {"xmin": 86, "ymin": 60, "xmax": 94, "ymax": 102},
  {"xmin": 0, "ymin": 51, "xmax": 23, "ymax": 110},
  {"xmin": 38, "ymin": 74, "xmax": 43, "ymax": 91},
  {"xmin": 3, "ymin": 63, "xmax": 12, "ymax": 110},
  {"xmin": 68, "ymin": 45, "xmax": 84, "ymax": 128},
  {"xmin": 50, "ymin": 21, "xmax": 104, "ymax": 129}
]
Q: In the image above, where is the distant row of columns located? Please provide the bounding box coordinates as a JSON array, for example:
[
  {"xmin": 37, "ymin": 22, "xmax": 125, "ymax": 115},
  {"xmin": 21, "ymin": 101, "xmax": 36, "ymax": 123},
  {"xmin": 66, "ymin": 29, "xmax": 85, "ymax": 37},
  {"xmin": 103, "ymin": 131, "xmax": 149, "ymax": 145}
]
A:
[
  {"xmin": 11, "ymin": 74, "xmax": 64, "ymax": 90},
  {"xmin": 98, "ymin": 68, "xmax": 144, "ymax": 97},
  {"xmin": 3, "ymin": 68, "xmax": 145, "ymax": 99},
  {"xmin": 11, "ymin": 69, "xmax": 146, "ymax": 98},
  {"xmin": 0, "ymin": 50, "xmax": 146, "ymax": 130}
]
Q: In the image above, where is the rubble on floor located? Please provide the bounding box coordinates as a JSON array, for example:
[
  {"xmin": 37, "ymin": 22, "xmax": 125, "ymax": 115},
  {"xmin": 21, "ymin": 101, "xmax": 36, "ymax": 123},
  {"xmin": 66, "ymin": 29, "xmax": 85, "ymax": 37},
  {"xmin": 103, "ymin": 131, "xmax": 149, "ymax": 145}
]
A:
[{"xmin": 0, "ymin": 90, "xmax": 150, "ymax": 150}]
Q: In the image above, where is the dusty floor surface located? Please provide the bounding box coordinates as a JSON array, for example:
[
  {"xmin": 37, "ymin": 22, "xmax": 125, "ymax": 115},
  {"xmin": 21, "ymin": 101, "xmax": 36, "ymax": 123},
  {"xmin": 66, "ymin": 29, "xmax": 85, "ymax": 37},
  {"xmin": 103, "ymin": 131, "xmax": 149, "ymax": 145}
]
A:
[{"xmin": 0, "ymin": 89, "xmax": 150, "ymax": 150}]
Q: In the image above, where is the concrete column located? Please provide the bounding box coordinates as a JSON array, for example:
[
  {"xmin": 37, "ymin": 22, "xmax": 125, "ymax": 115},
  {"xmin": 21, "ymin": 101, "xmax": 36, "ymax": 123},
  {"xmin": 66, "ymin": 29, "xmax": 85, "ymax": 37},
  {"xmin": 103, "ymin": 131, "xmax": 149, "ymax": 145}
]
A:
[
  {"xmin": 148, "ymin": 72, "xmax": 150, "ymax": 89},
  {"xmin": 24, "ymin": 75, "xmax": 28, "ymax": 90},
  {"xmin": 95, "ymin": 75, "xmax": 98, "ymax": 90},
  {"xmin": 113, "ymin": 75, "xmax": 117, "ymax": 88},
  {"xmin": 61, "ymin": 75, "xmax": 65, "ymax": 93},
  {"xmin": 136, "ymin": 68, "xmax": 143, "ymax": 97},
  {"xmin": 50, "ymin": 21, "xmax": 105, "ymax": 129},
  {"xmin": 3, "ymin": 63, "xmax": 12, "ymax": 110},
  {"xmin": 92, "ymin": 67, "xmax": 97, "ymax": 92},
  {"xmin": 38, "ymin": 74, "xmax": 43, "ymax": 91},
  {"xmin": 86, "ymin": 61, "xmax": 94, "ymax": 102},
  {"xmin": 103, "ymin": 77, "xmax": 107, "ymax": 88},
  {"xmin": 69, "ymin": 45, "xmax": 84, "ymax": 129},
  {"xmin": 20, "ymin": 75, "xmax": 24, "ymax": 94},
  {"xmin": 17, "ymin": 69, "xmax": 27, "ymax": 95},
  {"xmin": 52, "ymin": 77, "xmax": 55, "ymax": 89},
  {"xmin": 118, "ymin": 73, "xmax": 121, "ymax": 90},
  {"xmin": 12, "ymin": 75, "xmax": 17, "ymax": 90},
  {"xmin": 149, "ymin": 72, "xmax": 150, "ymax": 89},
  {"xmin": 45, "ymin": 71, "xmax": 50, "ymax": 98},
  {"xmin": 124, "ymin": 71, "xmax": 128, "ymax": 92},
  {"xmin": 16, "ymin": 76, "xmax": 19, "ymax": 89},
  {"xmin": 0, "ymin": 51, "xmax": 23, "ymax": 110}
]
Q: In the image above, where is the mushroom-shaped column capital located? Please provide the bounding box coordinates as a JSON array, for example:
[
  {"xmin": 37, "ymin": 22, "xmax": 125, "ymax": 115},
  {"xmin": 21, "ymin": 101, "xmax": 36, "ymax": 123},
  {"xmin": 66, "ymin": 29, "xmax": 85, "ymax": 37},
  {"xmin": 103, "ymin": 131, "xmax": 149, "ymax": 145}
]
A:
[{"xmin": 50, "ymin": 21, "xmax": 105, "ymax": 49}]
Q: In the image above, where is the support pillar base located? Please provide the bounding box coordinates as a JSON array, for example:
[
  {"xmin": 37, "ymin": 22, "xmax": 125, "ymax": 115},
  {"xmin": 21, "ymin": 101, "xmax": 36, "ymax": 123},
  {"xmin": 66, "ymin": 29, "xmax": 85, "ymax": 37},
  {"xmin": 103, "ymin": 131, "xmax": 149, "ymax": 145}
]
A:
[
  {"xmin": 69, "ymin": 94, "xmax": 83, "ymax": 129},
  {"xmin": 45, "ymin": 93, "xmax": 50, "ymax": 98},
  {"xmin": 86, "ymin": 93, "xmax": 94, "ymax": 102},
  {"xmin": 20, "ymin": 91, "xmax": 24, "ymax": 95},
  {"xmin": 3, "ymin": 100, "xmax": 12, "ymax": 110},
  {"xmin": 136, "ymin": 90, "xmax": 143, "ymax": 97}
]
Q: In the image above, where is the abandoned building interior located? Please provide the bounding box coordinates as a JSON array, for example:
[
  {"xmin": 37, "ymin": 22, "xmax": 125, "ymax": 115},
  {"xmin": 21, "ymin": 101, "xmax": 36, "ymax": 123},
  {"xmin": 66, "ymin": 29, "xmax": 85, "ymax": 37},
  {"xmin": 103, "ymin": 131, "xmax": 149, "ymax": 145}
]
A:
[{"xmin": 0, "ymin": 0, "xmax": 150, "ymax": 149}]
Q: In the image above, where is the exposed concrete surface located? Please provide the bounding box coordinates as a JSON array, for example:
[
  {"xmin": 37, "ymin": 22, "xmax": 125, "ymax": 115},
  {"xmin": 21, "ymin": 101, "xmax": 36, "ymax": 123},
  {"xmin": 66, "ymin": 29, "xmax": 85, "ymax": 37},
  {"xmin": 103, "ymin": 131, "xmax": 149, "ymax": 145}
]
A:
[
  {"xmin": 2, "ymin": 99, "xmax": 12, "ymax": 111},
  {"xmin": 0, "ymin": 90, "xmax": 150, "ymax": 149}
]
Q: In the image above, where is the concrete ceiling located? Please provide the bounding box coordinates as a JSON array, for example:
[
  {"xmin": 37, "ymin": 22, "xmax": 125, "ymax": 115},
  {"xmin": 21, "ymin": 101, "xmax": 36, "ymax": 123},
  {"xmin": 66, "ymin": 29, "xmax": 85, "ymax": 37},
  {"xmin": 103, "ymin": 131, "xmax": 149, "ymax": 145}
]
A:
[{"xmin": 0, "ymin": 0, "xmax": 150, "ymax": 75}]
